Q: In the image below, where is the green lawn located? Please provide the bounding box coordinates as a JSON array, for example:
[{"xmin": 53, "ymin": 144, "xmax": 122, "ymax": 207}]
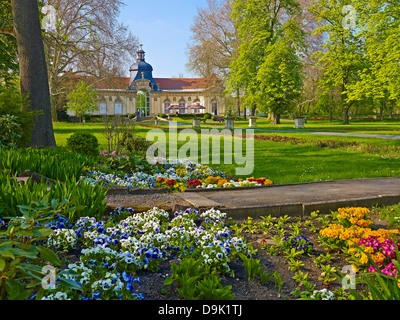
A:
[
  {"xmin": 171, "ymin": 117, "xmax": 400, "ymax": 135},
  {"xmin": 53, "ymin": 121, "xmax": 400, "ymax": 184}
]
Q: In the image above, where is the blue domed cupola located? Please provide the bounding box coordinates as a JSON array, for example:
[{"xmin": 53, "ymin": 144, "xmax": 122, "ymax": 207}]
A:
[{"xmin": 129, "ymin": 44, "xmax": 159, "ymax": 91}]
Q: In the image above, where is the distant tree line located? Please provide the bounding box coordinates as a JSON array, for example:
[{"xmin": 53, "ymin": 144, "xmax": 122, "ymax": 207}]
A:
[{"xmin": 187, "ymin": 0, "xmax": 400, "ymax": 124}]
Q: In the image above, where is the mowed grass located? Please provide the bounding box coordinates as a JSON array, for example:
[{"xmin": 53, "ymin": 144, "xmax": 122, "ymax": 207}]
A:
[
  {"xmin": 53, "ymin": 122, "xmax": 400, "ymax": 184},
  {"xmin": 174, "ymin": 117, "xmax": 400, "ymax": 135}
]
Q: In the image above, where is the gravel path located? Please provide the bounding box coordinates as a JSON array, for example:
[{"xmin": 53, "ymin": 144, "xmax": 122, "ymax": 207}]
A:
[{"xmin": 106, "ymin": 193, "xmax": 192, "ymax": 212}]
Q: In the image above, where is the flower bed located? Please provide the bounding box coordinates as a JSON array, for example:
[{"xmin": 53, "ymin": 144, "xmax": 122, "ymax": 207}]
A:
[
  {"xmin": 81, "ymin": 157, "xmax": 273, "ymax": 192},
  {"xmin": 2, "ymin": 202, "xmax": 399, "ymax": 301},
  {"xmin": 35, "ymin": 207, "xmax": 254, "ymax": 300},
  {"xmin": 319, "ymin": 207, "xmax": 400, "ymax": 278}
]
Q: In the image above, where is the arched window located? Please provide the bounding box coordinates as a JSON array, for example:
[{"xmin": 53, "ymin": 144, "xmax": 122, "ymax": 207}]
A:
[
  {"xmin": 137, "ymin": 90, "xmax": 150, "ymax": 117},
  {"xmin": 179, "ymin": 99, "xmax": 186, "ymax": 114},
  {"xmin": 99, "ymin": 101, "xmax": 107, "ymax": 115},
  {"xmin": 114, "ymin": 99, "xmax": 123, "ymax": 115},
  {"xmin": 211, "ymin": 99, "xmax": 218, "ymax": 116},
  {"xmin": 163, "ymin": 99, "xmax": 171, "ymax": 114}
]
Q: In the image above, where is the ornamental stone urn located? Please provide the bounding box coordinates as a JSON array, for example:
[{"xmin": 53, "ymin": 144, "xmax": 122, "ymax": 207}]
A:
[
  {"xmin": 249, "ymin": 117, "xmax": 257, "ymax": 128},
  {"xmin": 294, "ymin": 118, "xmax": 305, "ymax": 129},
  {"xmin": 193, "ymin": 118, "xmax": 201, "ymax": 128},
  {"xmin": 225, "ymin": 117, "xmax": 235, "ymax": 130}
]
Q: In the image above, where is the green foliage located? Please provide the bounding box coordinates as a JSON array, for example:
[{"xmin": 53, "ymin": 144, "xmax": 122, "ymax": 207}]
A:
[
  {"xmin": 0, "ymin": 147, "xmax": 97, "ymax": 182},
  {"xmin": 238, "ymin": 253, "xmax": 282, "ymax": 291},
  {"xmin": 105, "ymin": 154, "xmax": 161, "ymax": 175},
  {"xmin": 376, "ymin": 204, "xmax": 400, "ymax": 228},
  {"xmin": 256, "ymin": 38, "xmax": 304, "ymax": 117},
  {"xmin": 164, "ymin": 257, "xmax": 235, "ymax": 300},
  {"xmin": 203, "ymin": 113, "xmax": 212, "ymax": 121},
  {"xmin": 0, "ymin": 2, "xmax": 18, "ymax": 85},
  {"xmin": 308, "ymin": 0, "xmax": 365, "ymax": 124},
  {"xmin": 0, "ymin": 86, "xmax": 41, "ymax": 147},
  {"xmin": 157, "ymin": 113, "xmax": 168, "ymax": 119},
  {"xmin": 346, "ymin": 1, "xmax": 400, "ymax": 114},
  {"xmin": 226, "ymin": 0, "xmax": 304, "ymax": 121},
  {"xmin": 0, "ymin": 114, "xmax": 22, "ymax": 149},
  {"xmin": 121, "ymin": 132, "xmax": 152, "ymax": 157},
  {"xmin": 0, "ymin": 172, "xmax": 106, "ymax": 222},
  {"xmin": 66, "ymin": 81, "xmax": 98, "ymax": 123},
  {"xmin": 66, "ymin": 132, "xmax": 99, "ymax": 157},
  {"xmin": 0, "ymin": 198, "xmax": 80, "ymax": 300},
  {"xmin": 336, "ymin": 246, "xmax": 400, "ymax": 300}
]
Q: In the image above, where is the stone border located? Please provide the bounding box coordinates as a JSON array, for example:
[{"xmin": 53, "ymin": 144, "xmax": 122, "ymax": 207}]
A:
[
  {"xmin": 184, "ymin": 177, "xmax": 400, "ymax": 193},
  {"xmin": 106, "ymin": 187, "xmax": 170, "ymax": 196},
  {"xmin": 177, "ymin": 194, "xmax": 400, "ymax": 219},
  {"xmin": 217, "ymin": 203, "xmax": 304, "ymax": 219}
]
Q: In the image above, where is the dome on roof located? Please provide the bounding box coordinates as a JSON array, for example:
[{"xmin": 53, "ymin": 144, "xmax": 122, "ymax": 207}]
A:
[
  {"xmin": 129, "ymin": 44, "xmax": 158, "ymax": 91},
  {"xmin": 129, "ymin": 60, "xmax": 153, "ymax": 72}
]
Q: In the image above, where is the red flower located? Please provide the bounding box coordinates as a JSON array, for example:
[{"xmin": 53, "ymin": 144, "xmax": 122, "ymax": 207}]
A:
[{"xmin": 165, "ymin": 179, "xmax": 177, "ymax": 186}]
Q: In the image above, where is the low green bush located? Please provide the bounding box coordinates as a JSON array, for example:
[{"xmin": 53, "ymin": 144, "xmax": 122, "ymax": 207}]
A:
[
  {"xmin": 121, "ymin": 132, "xmax": 152, "ymax": 157},
  {"xmin": 164, "ymin": 257, "xmax": 235, "ymax": 300},
  {"xmin": 0, "ymin": 114, "xmax": 22, "ymax": 149},
  {"xmin": 0, "ymin": 197, "xmax": 82, "ymax": 300},
  {"xmin": 157, "ymin": 113, "xmax": 168, "ymax": 119},
  {"xmin": 66, "ymin": 132, "xmax": 99, "ymax": 157},
  {"xmin": 0, "ymin": 147, "xmax": 97, "ymax": 182},
  {"xmin": 0, "ymin": 172, "xmax": 107, "ymax": 222},
  {"xmin": 0, "ymin": 86, "xmax": 40, "ymax": 147}
]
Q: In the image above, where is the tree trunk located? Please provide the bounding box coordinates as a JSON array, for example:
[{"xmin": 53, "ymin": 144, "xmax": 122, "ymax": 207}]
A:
[
  {"xmin": 342, "ymin": 106, "xmax": 349, "ymax": 124},
  {"xmin": 11, "ymin": 0, "xmax": 56, "ymax": 148},
  {"xmin": 270, "ymin": 112, "xmax": 281, "ymax": 124},
  {"xmin": 236, "ymin": 89, "xmax": 241, "ymax": 116}
]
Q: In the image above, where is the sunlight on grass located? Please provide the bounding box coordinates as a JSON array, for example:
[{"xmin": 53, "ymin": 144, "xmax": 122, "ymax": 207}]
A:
[{"xmin": 52, "ymin": 121, "xmax": 400, "ymax": 184}]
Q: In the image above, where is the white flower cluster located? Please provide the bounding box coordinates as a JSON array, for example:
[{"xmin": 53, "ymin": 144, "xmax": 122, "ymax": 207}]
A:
[
  {"xmin": 41, "ymin": 292, "xmax": 70, "ymax": 300},
  {"xmin": 80, "ymin": 158, "xmax": 226, "ymax": 189},
  {"xmin": 310, "ymin": 288, "xmax": 335, "ymax": 300},
  {"xmin": 47, "ymin": 229, "xmax": 77, "ymax": 252},
  {"xmin": 91, "ymin": 272, "xmax": 125, "ymax": 292}
]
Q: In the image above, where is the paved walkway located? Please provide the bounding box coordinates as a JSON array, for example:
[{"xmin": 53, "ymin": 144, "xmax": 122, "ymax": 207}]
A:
[
  {"xmin": 176, "ymin": 177, "xmax": 400, "ymax": 218},
  {"xmin": 253, "ymin": 129, "xmax": 400, "ymax": 140}
]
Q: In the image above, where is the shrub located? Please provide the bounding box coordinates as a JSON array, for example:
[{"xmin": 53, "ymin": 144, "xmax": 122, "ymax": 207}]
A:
[
  {"xmin": 121, "ymin": 132, "xmax": 152, "ymax": 157},
  {"xmin": 204, "ymin": 113, "xmax": 212, "ymax": 121},
  {"xmin": 66, "ymin": 132, "xmax": 99, "ymax": 157},
  {"xmin": 0, "ymin": 147, "xmax": 97, "ymax": 182},
  {"xmin": 0, "ymin": 114, "xmax": 22, "ymax": 149},
  {"xmin": 157, "ymin": 113, "xmax": 168, "ymax": 119},
  {"xmin": 0, "ymin": 172, "xmax": 107, "ymax": 222},
  {"xmin": 0, "ymin": 86, "xmax": 40, "ymax": 147}
]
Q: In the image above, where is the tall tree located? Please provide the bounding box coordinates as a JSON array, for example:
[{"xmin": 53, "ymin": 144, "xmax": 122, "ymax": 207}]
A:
[
  {"xmin": 346, "ymin": 0, "xmax": 400, "ymax": 119},
  {"xmin": 66, "ymin": 81, "xmax": 98, "ymax": 124},
  {"xmin": 257, "ymin": 36, "xmax": 304, "ymax": 124},
  {"xmin": 11, "ymin": 0, "xmax": 56, "ymax": 148},
  {"xmin": 42, "ymin": 0, "xmax": 139, "ymax": 121},
  {"xmin": 0, "ymin": 0, "xmax": 18, "ymax": 85},
  {"xmin": 226, "ymin": 0, "xmax": 304, "ymax": 124},
  {"xmin": 309, "ymin": 0, "xmax": 364, "ymax": 124},
  {"xmin": 186, "ymin": 0, "xmax": 238, "ymax": 80}
]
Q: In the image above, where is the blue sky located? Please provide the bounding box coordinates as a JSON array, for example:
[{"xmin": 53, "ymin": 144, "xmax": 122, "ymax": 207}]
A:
[{"xmin": 118, "ymin": 0, "xmax": 209, "ymax": 78}]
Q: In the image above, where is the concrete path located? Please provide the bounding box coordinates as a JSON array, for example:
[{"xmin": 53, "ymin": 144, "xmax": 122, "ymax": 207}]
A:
[
  {"xmin": 253, "ymin": 129, "xmax": 400, "ymax": 140},
  {"xmin": 176, "ymin": 177, "xmax": 400, "ymax": 218}
]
